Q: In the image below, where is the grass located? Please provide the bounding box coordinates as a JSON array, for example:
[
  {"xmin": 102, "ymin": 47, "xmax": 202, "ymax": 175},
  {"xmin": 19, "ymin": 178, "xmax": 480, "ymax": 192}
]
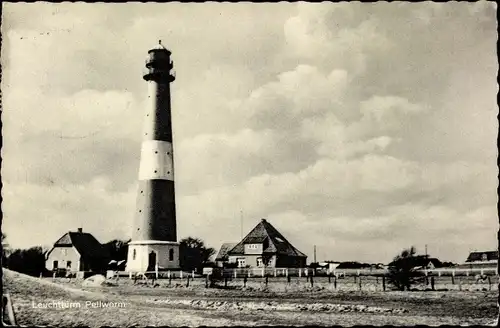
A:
[{"xmin": 3, "ymin": 269, "xmax": 498, "ymax": 327}]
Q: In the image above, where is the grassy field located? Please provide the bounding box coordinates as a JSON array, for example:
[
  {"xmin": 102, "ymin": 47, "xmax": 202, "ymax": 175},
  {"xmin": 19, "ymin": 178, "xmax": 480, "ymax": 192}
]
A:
[{"xmin": 3, "ymin": 269, "xmax": 498, "ymax": 327}]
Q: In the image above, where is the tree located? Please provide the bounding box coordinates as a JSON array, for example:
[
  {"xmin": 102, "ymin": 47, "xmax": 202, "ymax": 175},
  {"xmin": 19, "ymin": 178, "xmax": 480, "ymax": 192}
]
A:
[
  {"xmin": 179, "ymin": 237, "xmax": 215, "ymax": 272},
  {"xmin": 103, "ymin": 239, "xmax": 130, "ymax": 261},
  {"xmin": 2, "ymin": 233, "xmax": 8, "ymax": 266},
  {"xmin": 6, "ymin": 246, "xmax": 47, "ymax": 277},
  {"xmin": 387, "ymin": 246, "xmax": 426, "ymax": 291}
]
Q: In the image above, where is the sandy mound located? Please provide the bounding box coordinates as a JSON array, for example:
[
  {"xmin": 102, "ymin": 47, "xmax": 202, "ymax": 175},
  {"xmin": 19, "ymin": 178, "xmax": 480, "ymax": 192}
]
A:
[{"xmin": 3, "ymin": 269, "xmax": 98, "ymax": 298}]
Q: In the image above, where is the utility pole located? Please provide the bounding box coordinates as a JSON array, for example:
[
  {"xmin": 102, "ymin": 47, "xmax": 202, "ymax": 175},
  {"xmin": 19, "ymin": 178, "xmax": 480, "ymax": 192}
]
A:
[
  {"xmin": 425, "ymin": 244, "xmax": 428, "ymax": 258},
  {"xmin": 240, "ymin": 210, "xmax": 243, "ymax": 240},
  {"xmin": 314, "ymin": 245, "xmax": 317, "ymax": 263}
]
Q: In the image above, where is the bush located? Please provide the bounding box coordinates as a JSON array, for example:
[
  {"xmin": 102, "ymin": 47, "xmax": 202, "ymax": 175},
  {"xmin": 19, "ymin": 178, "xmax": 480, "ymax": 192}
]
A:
[{"xmin": 387, "ymin": 246, "xmax": 426, "ymax": 291}]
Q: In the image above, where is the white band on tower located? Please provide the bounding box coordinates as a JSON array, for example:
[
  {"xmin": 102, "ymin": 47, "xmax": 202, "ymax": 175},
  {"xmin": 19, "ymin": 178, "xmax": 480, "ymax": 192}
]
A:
[{"xmin": 138, "ymin": 140, "xmax": 174, "ymax": 181}]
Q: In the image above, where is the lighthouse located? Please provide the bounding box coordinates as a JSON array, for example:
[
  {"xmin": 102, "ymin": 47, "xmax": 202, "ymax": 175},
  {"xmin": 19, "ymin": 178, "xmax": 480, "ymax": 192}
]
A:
[{"xmin": 126, "ymin": 41, "xmax": 179, "ymax": 272}]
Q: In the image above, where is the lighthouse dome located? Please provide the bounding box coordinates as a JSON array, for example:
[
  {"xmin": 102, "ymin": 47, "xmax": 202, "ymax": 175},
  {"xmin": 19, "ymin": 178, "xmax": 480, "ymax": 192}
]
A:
[{"xmin": 149, "ymin": 40, "xmax": 171, "ymax": 53}]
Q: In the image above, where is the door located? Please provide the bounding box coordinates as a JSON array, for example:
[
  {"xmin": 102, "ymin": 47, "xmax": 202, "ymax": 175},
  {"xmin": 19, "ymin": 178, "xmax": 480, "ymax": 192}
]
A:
[{"xmin": 148, "ymin": 251, "xmax": 157, "ymax": 272}]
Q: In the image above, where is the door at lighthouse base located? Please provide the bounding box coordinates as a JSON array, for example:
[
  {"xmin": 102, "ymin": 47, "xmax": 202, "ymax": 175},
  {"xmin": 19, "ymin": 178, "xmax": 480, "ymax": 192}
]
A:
[{"xmin": 148, "ymin": 251, "xmax": 157, "ymax": 272}]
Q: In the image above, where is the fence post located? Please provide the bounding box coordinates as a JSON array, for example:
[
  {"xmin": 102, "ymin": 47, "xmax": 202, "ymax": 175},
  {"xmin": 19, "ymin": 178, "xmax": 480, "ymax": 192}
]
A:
[
  {"xmin": 205, "ymin": 274, "xmax": 209, "ymax": 288},
  {"xmin": 155, "ymin": 265, "xmax": 158, "ymax": 280},
  {"xmin": 285, "ymin": 268, "xmax": 288, "ymax": 278},
  {"xmin": 382, "ymin": 275, "xmax": 386, "ymax": 291},
  {"xmin": 458, "ymin": 276, "xmax": 462, "ymax": 291},
  {"xmin": 243, "ymin": 275, "xmax": 247, "ymax": 288},
  {"xmin": 287, "ymin": 275, "xmax": 291, "ymax": 284},
  {"xmin": 431, "ymin": 276, "xmax": 435, "ymax": 291},
  {"xmin": 186, "ymin": 275, "xmax": 190, "ymax": 287},
  {"xmin": 359, "ymin": 276, "xmax": 362, "ymax": 291},
  {"xmin": 488, "ymin": 276, "xmax": 491, "ymax": 290},
  {"xmin": 274, "ymin": 268, "xmax": 277, "ymax": 278},
  {"xmin": 451, "ymin": 271, "xmax": 455, "ymax": 285},
  {"xmin": 262, "ymin": 268, "xmax": 265, "ymax": 277},
  {"xmin": 265, "ymin": 275, "xmax": 268, "ymax": 287},
  {"xmin": 169, "ymin": 273, "xmax": 172, "ymax": 286},
  {"xmin": 310, "ymin": 274, "xmax": 314, "ymax": 288},
  {"xmin": 234, "ymin": 270, "xmax": 237, "ymax": 279},
  {"xmin": 328, "ymin": 274, "xmax": 331, "ymax": 284},
  {"xmin": 299, "ymin": 269, "xmax": 302, "ymax": 278},
  {"xmin": 180, "ymin": 270, "xmax": 183, "ymax": 279},
  {"xmin": 167, "ymin": 270, "xmax": 171, "ymax": 279},
  {"xmin": 224, "ymin": 276, "xmax": 228, "ymax": 288},
  {"xmin": 192, "ymin": 270, "xmax": 195, "ymax": 279},
  {"xmin": 334, "ymin": 275, "xmax": 337, "ymax": 289}
]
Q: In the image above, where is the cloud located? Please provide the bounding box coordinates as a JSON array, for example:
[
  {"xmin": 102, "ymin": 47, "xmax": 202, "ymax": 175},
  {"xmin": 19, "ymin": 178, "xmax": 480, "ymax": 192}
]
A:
[
  {"xmin": 1, "ymin": 3, "xmax": 496, "ymax": 264},
  {"xmin": 2, "ymin": 178, "xmax": 136, "ymax": 249}
]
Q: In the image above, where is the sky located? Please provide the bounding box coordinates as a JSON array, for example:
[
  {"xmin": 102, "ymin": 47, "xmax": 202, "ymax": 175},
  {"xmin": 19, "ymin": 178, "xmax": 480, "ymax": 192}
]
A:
[{"xmin": 1, "ymin": 2, "xmax": 498, "ymax": 264}]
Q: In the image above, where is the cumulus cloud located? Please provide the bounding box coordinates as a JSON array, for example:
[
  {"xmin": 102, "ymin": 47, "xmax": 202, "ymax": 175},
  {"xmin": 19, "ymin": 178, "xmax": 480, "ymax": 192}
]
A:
[{"xmin": 1, "ymin": 3, "xmax": 496, "ymax": 264}]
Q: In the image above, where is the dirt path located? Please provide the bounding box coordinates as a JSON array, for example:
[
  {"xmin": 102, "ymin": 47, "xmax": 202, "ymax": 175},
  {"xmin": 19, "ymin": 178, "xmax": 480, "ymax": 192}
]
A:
[{"xmin": 4, "ymin": 270, "xmax": 497, "ymax": 326}]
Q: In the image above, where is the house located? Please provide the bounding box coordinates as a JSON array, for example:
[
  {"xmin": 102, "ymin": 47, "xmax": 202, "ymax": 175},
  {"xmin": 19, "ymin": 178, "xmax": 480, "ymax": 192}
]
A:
[
  {"xmin": 218, "ymin": 218, "xmax": 307, "ymax": 268},
  {"xmin": 214, "ymin": 243, "xmax": 237, "ymax": 267},
  {"xmin": 45, "ymin": 228, "xmax": 110, "ymax": 273},
  {"xmin": 388, "ymin": 256, "xmax": 442, "ymax": 270},
  {"xmin": 465, "ymin": 251, "xmax": 498, "ymax": 263},
  {"xmin": 319, "ymin": 261, "xmax": 340, "ymax": 273},
  {"xmin": 412, "ymin": 257, "xmax": 442, "ymax": 270}
]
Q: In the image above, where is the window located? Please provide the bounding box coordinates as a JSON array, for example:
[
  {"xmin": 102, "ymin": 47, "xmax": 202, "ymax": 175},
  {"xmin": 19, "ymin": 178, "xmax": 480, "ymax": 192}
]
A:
[
  {"xmin": 169, "ymin": 249, "xmax": 174, "ymax": 261},
  {"xmin": 132, "ymin": 249, "xmax": 136, "ymax": 260},
  {"xmin": 257, "ymin": 258, "xmax": 263, "ymax": 267},
  {"xmin": 237, "ymin": 258, "xmax": 246, "ymax": 268},
  {"xmin": 482, "ymin": 253, "xmax": 488, "ymax": 261},
  {"xmin": 62, "ymin": 249, "xmax": 67, "ymax": 256},
  {"xmin": 67, "ymin": 261, "xmax": 72, "ymax": 269},
  {"xmin": 53, "ymin": 261, "xmax": 58, "ymax": 269}
]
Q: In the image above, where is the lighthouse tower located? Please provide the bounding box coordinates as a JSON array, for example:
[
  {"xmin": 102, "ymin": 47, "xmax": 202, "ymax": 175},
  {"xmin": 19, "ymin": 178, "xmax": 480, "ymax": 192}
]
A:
[{"xmin": 126, "ymin": 41, "xmax": 179, "ymax": 272}]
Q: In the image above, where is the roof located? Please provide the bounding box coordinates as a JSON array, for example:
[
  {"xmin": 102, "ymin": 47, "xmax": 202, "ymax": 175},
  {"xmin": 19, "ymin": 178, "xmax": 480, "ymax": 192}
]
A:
[
  {"xmin": 466, "ymin": 251, "xmax": 498, "ymax": 262},
  {"xmin": 149, "ymin": 40, "xmax": 171, "ymax": 53},
  {"xmin": 49, "ymin": 231, "xmax": 109, "ymax": 260},
  {"xmin": 228, "ymin": 219, "xmax": 307, "ymax": 258},
  {"xmin": 215, "ymin": 243, "xmax": 237, "ymax": 261}
]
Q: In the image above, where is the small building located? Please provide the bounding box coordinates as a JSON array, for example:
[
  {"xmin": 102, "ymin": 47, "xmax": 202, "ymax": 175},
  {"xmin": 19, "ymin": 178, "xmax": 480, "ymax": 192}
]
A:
[
  {"xmin": 218, "ymin": 218, "xmax": 307, "ymax": 268},
  {"xmin": 45, "ymin": 228, "xmax": 109, "ymax": 273},
  {"xmin": 388, "ymin": 256, "xmax": 443, "ymax": 270},
  {"xmin": 465, "ymin": 251, "xmax": 498, "ymax": 263},
  {"xmin": 412, "ymin": 258, "xmax": 441, "ymax": 270},
  {"xmin": 214, "ymin": 243, "xmax": 237, "ymax": 267}
]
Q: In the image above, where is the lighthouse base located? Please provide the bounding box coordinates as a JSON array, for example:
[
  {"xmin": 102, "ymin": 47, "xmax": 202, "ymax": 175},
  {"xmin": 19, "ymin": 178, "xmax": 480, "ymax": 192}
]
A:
[{"xmin": 126, "ymin": 240, "xmax": 179, "ymax": 272}]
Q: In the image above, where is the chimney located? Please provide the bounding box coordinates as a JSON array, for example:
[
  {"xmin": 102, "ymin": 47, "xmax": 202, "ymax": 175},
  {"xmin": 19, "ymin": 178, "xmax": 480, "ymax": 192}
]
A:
[{"xmin": 77, "ymin": 228, "xmax": 83, "ymax": 233}]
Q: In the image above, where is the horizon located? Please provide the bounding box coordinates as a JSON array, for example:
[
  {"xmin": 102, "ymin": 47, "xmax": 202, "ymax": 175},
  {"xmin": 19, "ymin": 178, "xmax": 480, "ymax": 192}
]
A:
[{"xmin": 1, "ymin": 2, "xmax": 498, "ymax": 265}]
